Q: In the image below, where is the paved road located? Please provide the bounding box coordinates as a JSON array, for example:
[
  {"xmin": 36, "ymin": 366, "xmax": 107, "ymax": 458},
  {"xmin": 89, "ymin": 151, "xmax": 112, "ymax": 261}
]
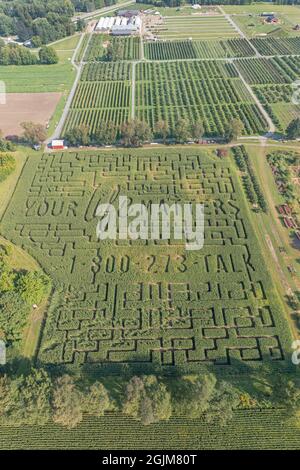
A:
[{"xmin": 72, "ymin": 0, "xmax": 135, "ymax": 23}]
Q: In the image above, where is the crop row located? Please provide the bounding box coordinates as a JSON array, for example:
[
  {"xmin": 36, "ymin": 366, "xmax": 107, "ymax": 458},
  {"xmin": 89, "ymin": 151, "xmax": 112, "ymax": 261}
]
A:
[
  {"xmin": 236, "ymin": 57, "xmax": 300, "ymax": 84},
  {"xmin": 85, "ymin": 35, "xmax": 140, "ymax": 62},
  {"xmin": 135, "ymin": 60, "xmax": 238, "ymax": 82},
  {"xmin": 0, "ymin": 409, "xmax": 298, "ymax": 450},
  {"xmin": 253, "ymin": 84, "xmax": 292, "ymax": 104},
  {"xmin": 250, "ymin": 37, "xmax": 300, "ymax": 56},
  {"xmin": 136, "ymin": 103, "xmax": 266, "ymax": 137},
  {"xmin": 71, "ymin": 81, "xmax": 131, "ymax": 109},
  {"xmin": 81, "ymin": 62, "xmax": 131, "ymax": 81},
  {"xmin": 135, "ymin": 61, "xmax": 265, "ymax": 136},
  {"xmin": 144, "ymin": 38, "xmax": 255, "ymax": 61},
  {"xmin": 63, "ymin": 107, "xmax": 130, "ymax": 135}
]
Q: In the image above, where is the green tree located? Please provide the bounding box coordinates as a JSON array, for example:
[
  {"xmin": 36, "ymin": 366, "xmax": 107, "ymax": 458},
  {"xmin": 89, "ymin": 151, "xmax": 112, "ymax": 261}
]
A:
[
  {"xmin": 76, "ymin": 18, "xmax": 86, "ymax": 32},
  {"xmin": 39, "ymin": 46, "xmax": 59, "ymax": 64},
  {"xmin": 31, "ymin": 36, "xmax": 43, "ymax": 48},
  {"xmin": 123, "ymin": 376, "xmax": 172, "ymax": 425},
  {"xmin": 0, "ymin": 14, "xmax": 14, "ymax": 36},
  {"xmin": 65, "ymin": 124, "xmax": 90, "ymax": 146},
  {"xmin": 224, "ymin": 118, "xmax": 244, "ymax": 143},
  {"xmin": 12, "ymin": 369, "xmax": 52, "ymax": 425},
  {"xmin": 0, "ymin": 154, "xmax": 16, "ymax": 182},
  {"xmin": 204, "ymin": 381, "xmax": 240, "ymax": 427},
  {"xmin": 106, "ymin": 39, "xmax": 123, "ymax": 61},
  {"xmin": 82, "ymin": 382, "xmax": 112, "ymax": 417},
  {"xmin": 52, "ymin": 375, "xmax": 83, "ymax": 429},
  {"xmin": 173, "ymin": 373, "xmax": 217, "ymax": 418},
  {"xmin": 0, "ymin": 292, "xmax": 30, "ymax": 342},
  {"xmin": 121, "ymin": 120, "xmax": 152, "ymax": 147},
  {"xmin": 174, "ymin": 118, "xmax": 190, "ymax": 143},
  {"xmin": 94, "ymin": 121, "xmax": 117, "ymax": 145},
  {"xmin": 286, "ymin": 118, "xmax": 300, "ymax": 140},
  {"xmin": 16, "ymin": 271, "xmax": 51, "ymax": 306},
  {"xmin": 154, "ymin": 120, "xmax": 169, "ymax": 144},
  {"xmin": 190, "ymin": 119, "xmax": 204, "ymax": 142}
]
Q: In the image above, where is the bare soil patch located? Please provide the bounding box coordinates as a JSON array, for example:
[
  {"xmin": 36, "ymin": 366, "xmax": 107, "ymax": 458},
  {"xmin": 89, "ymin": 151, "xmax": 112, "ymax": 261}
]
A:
[{"xmin": 0, "ymin": 92, "xmax": 61, "ymax": 137}]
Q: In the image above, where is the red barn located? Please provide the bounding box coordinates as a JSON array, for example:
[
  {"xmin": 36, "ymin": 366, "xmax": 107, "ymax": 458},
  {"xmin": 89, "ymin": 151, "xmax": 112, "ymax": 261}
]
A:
[{"xmin": 51, "ymin": 139, "xmax": 64, "ymax": 150}]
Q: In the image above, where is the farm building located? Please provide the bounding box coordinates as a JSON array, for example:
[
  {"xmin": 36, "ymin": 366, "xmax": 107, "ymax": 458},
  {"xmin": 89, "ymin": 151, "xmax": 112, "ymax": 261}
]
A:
[
  {"xmin": 50, "ymin": 139, "xmax": 64, "ymax": 150},
  {"xmin": 118, "ymin": 9, "xmax": 140, "ymax": 17},
  {"xmin": 95, "ymin": 15, "xmax": 142, "ymax": 35}
]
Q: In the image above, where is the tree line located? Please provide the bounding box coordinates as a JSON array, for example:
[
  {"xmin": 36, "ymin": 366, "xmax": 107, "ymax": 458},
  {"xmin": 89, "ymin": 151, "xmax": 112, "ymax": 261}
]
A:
[
  {"xmin": 65, "ymin": 118, "xmax": 244, "ymax": 147},
  {"xmin": 0, "ymin": 365, "xmax": 299, "ymax": 429},
  {"xmin": 0, "ymin": 245, "xmax": 51, "ymax": 344},
  {"xmin": 0, "ymin": 0, "xmax": 76, "ymax": 44},
  {"xmin": 0, "ymin": 41, "xmax": 58, "ymax": 65},
  {"xmin": 138, "ymin": 0, "xmax": 300, "ymax": 7},
  {"xmin": 72, "ymin": 0, "xmax": 116, "ymax": 13}
]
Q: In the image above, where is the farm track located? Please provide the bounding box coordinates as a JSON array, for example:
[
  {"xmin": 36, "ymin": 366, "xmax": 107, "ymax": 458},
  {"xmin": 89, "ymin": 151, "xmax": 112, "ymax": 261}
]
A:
[
  {"xmin": 232, "ymin": 61, "xmax": 276, "ymax": 134},
  {"xmin": 219, "ymin": 6, "xmax": 262, "ymax": 57},
  {"xmin": 48, "ymin": 32, "xmax": 93, "ymax": 142}
]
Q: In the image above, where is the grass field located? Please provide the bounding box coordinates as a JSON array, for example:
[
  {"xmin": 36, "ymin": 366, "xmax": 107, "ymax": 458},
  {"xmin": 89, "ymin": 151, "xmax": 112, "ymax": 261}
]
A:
[
  {"xmin": 0, "ymin": 64, "xmax": 76, "ymax": 93},
  {"xmin": 224, "ymin": 3, "xmax": 300, "ymax": 38},
  {"xmin": 272, "ymin": 103, "xmax": 300, "ymax": 130},
  {"xmin": 223, "ymin": 4, "xmax": 300, "ymax": 16},
  {"xmin": 152, "ymin": 16, "xmax": 239, "ymax": 40},
  {"xmin": 1, "ymin": 147, "xmax": 292, "ymax": 374}
]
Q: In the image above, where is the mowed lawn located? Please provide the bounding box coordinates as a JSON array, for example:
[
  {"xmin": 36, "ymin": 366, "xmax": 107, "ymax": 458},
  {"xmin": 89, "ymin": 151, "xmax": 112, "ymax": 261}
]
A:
[
  {"xmin": 0, "ymin": 34, "xmax": 80, "ymax": 93},
  {"xmin": 223, "ymin": 3, "xmax": 300, "ymax": 15},
  {"xmin": 155, "ymin": 16, "xmax": 239, "ymax": 39},
  {"xmin": 0, "ymin": 63, "xmax": 76, "ymax": 93}
]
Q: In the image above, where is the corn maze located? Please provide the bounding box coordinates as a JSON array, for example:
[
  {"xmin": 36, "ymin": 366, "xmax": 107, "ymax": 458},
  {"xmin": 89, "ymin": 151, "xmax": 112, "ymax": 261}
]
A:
[
  {"xmin": 2, "ymin": 149, "xmax": 291, "ymax": 374},
  {"xmin": 135, "ymin": 61, "xmax": 267, "ymax": 136}
]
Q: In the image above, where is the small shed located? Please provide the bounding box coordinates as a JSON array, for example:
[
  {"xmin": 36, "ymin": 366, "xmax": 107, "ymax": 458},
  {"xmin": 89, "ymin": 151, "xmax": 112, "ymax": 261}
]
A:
[{"xmin": 51, "ymin": 139, "xmax": 64, "ymax": 150}]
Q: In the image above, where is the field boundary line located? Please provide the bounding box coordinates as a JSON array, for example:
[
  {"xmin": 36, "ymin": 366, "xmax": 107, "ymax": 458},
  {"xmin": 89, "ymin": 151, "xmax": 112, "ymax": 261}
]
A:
[
  {"xmin": 48, "ymin": 32, "xmax": 92, "ymax": 142},
  {"xmin": 219, "ymin": 6, "xmax": 261, "ymax": 57},
  {"xmin": 232, "ymin": 61, "xmax": 276, "ymax": 135}
]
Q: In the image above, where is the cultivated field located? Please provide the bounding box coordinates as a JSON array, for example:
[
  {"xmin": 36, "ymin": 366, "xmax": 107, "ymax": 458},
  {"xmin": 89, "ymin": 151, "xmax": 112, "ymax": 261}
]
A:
[
  {"xmin": 152, "ymin": 16, "xmax": 239, "ymax": 40},
  {"xmin": 63, "ymin": 62, "xmax": 132, "ymax": 135},
  {"xmin": 236, "ymin": 56, "xmax": 300, "ymax": 84},
  {"xmin": 135, "ymin": 61, "xmax": 266, "ymax": 136},
  {"xmin": 0, "ymin": 409, "xmax": 300, "ymax": 450},
  {"xmin": 0, "ymin": 93, "xmax": 61, "ymax": 137},
  {"xmin": 144, "ymin": 38, "xmax": 255, "ymax": 60},
  {"xmin": 1, "ymin": 148, "xmax": 291, "ymax": 373},
  {"xmin": 85, "ymin": 36, "xmax": 141, "ymax": 61}
]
